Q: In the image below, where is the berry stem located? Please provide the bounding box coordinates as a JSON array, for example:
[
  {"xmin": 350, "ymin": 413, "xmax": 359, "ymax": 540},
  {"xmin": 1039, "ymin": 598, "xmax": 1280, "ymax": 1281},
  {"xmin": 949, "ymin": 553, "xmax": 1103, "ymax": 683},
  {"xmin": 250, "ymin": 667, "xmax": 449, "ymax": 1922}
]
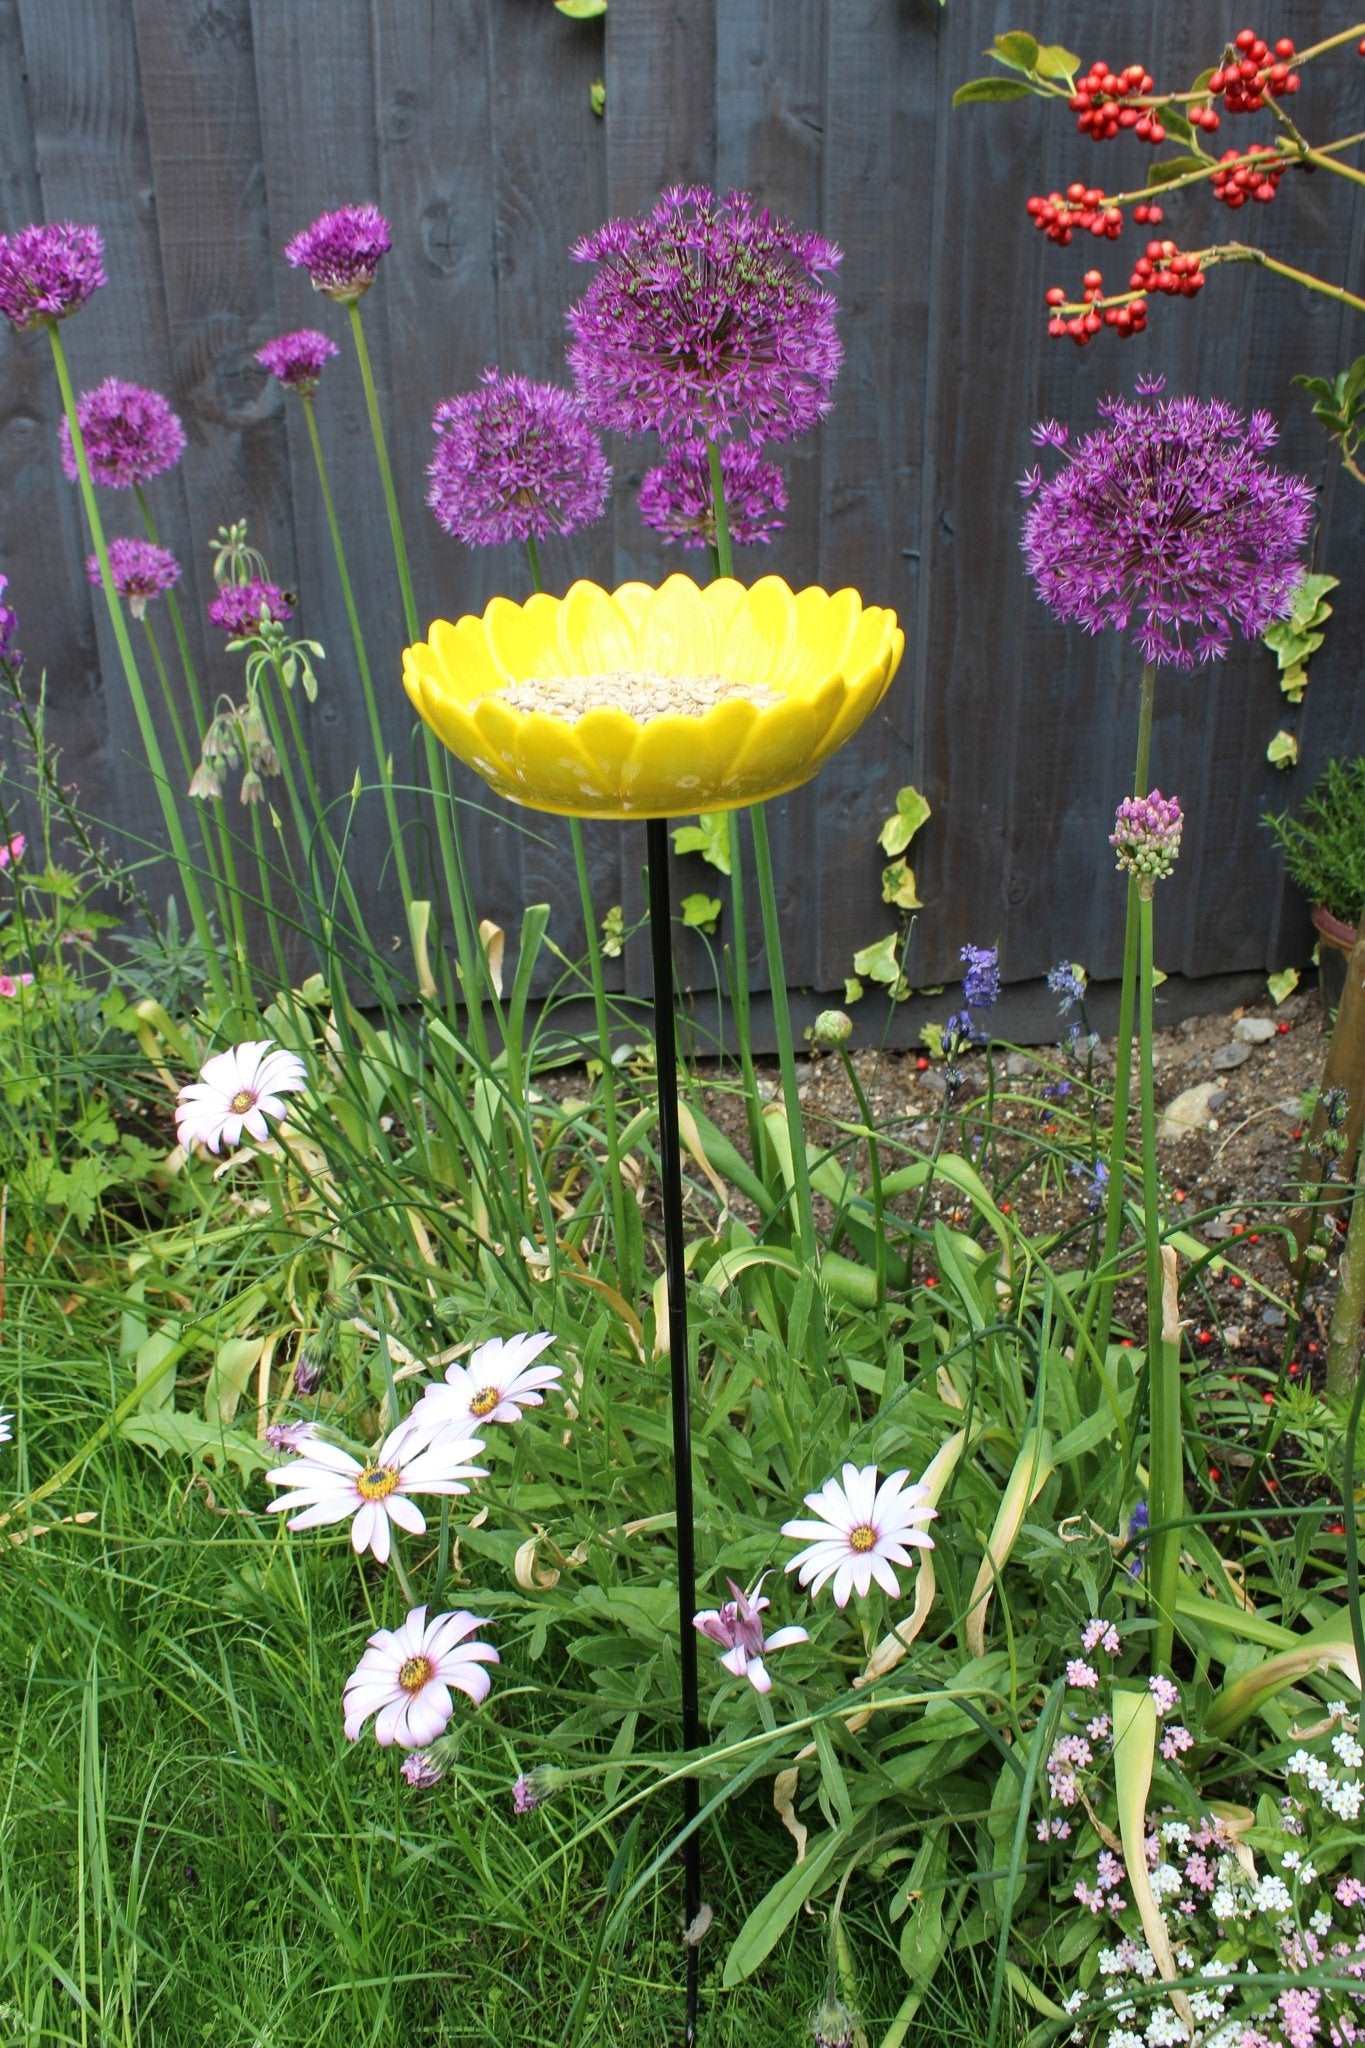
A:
[{"xmin": 1099, "ymin": 127, "xmax": 1365, "ymax": 211}]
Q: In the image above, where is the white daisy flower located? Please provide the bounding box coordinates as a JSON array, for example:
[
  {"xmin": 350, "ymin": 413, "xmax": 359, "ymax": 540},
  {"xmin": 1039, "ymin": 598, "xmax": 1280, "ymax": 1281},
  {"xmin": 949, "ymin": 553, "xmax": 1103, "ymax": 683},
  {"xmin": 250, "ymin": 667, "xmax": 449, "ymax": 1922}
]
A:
[
  {"xmin": 0, "ymin": 1410, "xmax": 11, "ymax": 1445},
  {"xmin": 265, "ymin": 1421, "xmax": 486, "ymax": 1564},
  {"xmin": 781, "ymin": 1461, "xmax": 936, "ymax": 1606},
  {"xmin": 409, "ymin": 1331, "xmax": 560, "ymax": 1439},
  {"xmin": 343, "ymin": 1605, "xmax": 498, "ymax": 1748},
  {"xmin": 175, "ymin": 1038, "xmax": 307, "ymax": 1154}
]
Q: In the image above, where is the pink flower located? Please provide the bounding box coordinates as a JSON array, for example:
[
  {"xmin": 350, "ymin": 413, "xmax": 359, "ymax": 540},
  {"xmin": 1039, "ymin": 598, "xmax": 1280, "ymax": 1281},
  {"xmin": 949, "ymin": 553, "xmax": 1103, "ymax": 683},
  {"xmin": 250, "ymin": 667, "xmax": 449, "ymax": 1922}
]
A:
[
  {"xmin": 693, "ymin": 1574, "xmax": 808, "ymax": 1694},
  {"xmin": 343, "ymin": 1606, "xmax": 497, "ymax": 1749},
  {"xmin": 1087, "ymin": 1714, "xmax": 1112, "ymax": 1743},
  {"xmin": 1065, "ymin": 1658, "xmax": 1099, "ymax": 1690},
  {"xmin": 1081, "ymin": 1617, "xmax": 1121, "ymax": 1656},
  {"xmin": 0, "ymin": 972, "xmax": 34, "ymax": 998},
  {"xmin": 1337, "ymin": 1878, "xmax": 1365, "ymax": 1908},
  {"xmin": 1160, "ymin": 1723, "xmax": 1194, "ymax": 1761},
  {"xmin": 400, "ymin": 1750, "xmax": 443, "ymax": 1788},
  {"xmin": 1148, "ymin": 1673, "xmax": 1180, "ymax": 1717},
  {"xmin": 0, "ymin": 833, "xmax": 24, "ymax": 869}
]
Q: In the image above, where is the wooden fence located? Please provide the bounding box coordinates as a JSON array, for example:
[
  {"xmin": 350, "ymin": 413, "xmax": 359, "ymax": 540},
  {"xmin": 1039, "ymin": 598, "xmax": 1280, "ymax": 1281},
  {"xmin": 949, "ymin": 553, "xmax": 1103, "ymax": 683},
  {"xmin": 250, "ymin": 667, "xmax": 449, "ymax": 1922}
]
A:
[{"xmin": 1, "ymin": 0, "xmax": 1362, "ymax": 1033}]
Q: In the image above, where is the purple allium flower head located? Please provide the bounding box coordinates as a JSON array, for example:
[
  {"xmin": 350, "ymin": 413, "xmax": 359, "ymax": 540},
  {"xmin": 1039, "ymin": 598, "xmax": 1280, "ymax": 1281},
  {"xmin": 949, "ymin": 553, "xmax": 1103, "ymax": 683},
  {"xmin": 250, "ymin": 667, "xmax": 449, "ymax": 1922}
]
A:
[
  {"xmin": 960, "ymin": 943, "xmax": 1000, "ymax": 1011},
  {"xmin": 400, "ymin": 1750, "xmax": 444, "ymax": 1789},
  {"xmin": 1110, "ymin": 789, "xmax": 1183, "ymax": 883},
  {"xmin": 0, "ymin": 574, "xmax": 19, "ymax": 667},
  {"xmin": 0, "ymin": 222, "xmax": 105, "ymax": 331},
  {"xmin": 1021, "ymin": 388, "xmax": 1314, "ymax": 669},
  {"xmin": 1047, "ymin": 961, "xmax": 1086, "ymax": 1012},
  {"xmin": 566, "ymin": 184, "xmax": 843, "ymax": 445},
  {"xmin": 86, "ymin": 538, "xmax": 181, "ymax": 619},
  {"xmin": 58, "ymin": 379, "xmax": 186, "ymax": 490},
  {"xmin": 256, "ymin": 328, "xmax": 339, "ymax": 394},
  {"xmin": 283, "ymin": 204, "xmax": 391, "ymax": 301},
  {"xmin": 208, "ymin": 580, "xmax": 293, "ymax": 636},
  {"xmin": 638, "ymin": 436, "xmax": 787, "ymax": 550},
  {"xmin": 426, "ymin": 370, "xmax": 611, "ymax": 547}
]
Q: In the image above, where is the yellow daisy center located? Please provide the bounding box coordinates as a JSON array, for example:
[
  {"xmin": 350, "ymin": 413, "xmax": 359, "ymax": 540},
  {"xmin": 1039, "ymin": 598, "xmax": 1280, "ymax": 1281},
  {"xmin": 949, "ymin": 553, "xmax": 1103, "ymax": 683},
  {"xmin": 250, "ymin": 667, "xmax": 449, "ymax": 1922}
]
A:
[
  {"xmin": 848, "ymin": 1524, "xmax": 877, "ymax": 1554},
  {"xmin": 397, "ymin": 1655, "xmax": 433, "ymax": 1694},
  {"xmin": 229, "ymin": 1088, "xmax": 255, "ymax": 1114},
  {"xmin": 467, "ymin": 1386, "xmax": 500, "ymax": 1418},
  {"xmin": 356, "ymin": 1464, "xmax": 399, "ymax": 1501}
]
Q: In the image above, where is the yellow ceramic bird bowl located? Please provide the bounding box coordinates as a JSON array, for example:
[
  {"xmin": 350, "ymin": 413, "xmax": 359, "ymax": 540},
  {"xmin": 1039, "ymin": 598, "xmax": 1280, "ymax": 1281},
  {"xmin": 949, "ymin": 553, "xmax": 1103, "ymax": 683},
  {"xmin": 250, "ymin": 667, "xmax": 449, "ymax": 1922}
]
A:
[{"xmin": 401, "ymin": 573, "xmax": 904, "ymax": 821}]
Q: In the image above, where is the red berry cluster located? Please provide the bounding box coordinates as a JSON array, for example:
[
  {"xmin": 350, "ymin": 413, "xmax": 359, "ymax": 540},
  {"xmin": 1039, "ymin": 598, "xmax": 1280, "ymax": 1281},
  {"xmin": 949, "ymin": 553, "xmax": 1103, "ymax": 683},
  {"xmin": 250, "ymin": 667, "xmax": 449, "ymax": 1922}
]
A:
[
  {"xmin": 1026, "ymin": 184, "xmax": 1123, "ymax": 244},
  {"xmin": 1212, "ymin": 144, "xmax": 1287, "ymax": 206},
  {"xmin": 1209, "ymin": 29, "xmax": 1300, "ymax": 112},
  {"xmin": 1069, "ymin": 59, "xmax": 1164, "ymax": 142},
  {"xmin": 1189, "ymin": 101, "xmax": 1223, "ymax": 133},
  {"xmin": 1129, "ymin": 238, "xmax": 1205, "ymax": 298},
  {"xmin": 1045, "ymin": 270, "xmax": 1149, "ymax": 346}
]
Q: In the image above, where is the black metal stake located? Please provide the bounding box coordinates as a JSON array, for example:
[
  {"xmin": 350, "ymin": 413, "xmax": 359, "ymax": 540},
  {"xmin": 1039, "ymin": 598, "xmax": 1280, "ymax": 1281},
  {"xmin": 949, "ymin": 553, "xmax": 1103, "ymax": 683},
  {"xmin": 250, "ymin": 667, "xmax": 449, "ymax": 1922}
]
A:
[{"xmin": 645, "ymin": 815, "xmax": 702, "ymax": 2045}]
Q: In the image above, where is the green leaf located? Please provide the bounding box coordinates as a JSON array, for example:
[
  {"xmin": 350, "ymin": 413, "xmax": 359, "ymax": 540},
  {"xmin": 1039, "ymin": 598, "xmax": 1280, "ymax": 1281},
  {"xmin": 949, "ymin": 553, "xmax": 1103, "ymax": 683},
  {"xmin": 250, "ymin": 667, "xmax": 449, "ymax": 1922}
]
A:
[
  {"xmin": 1155, "ymin": 104, "xmax": 1195, "ymax": 147},
  {"xmin": 589, "ymin": 77, "xmax": 605, "ymax": 116},
  {"xmin": 878, "ymin": 784, "xmax": 932, "ymax": 857},
  {"xmin": 1267, "ymin": 966, "xmax": 1300, "ymax": 1006},
  {"xmin": 1267, "ymin": 729, "xmax": 1299, "ymax": 770},
  {"xmin": 881, "ymin": 858, "xmax": 922, "ymax": 910},
  {"xmin": 554, "ymin": 0, "xmax": 607, "ymax": 16},
  {"xmin": 671, "ymin": 811, "xmax": 731, "ymax": 874},
  {"xmin": 120, "ymin": 1409, "xmax": 269, "ymax": 1479},
  {"xmin": 989, "ymin": 30, "xmax": 1038, "ymax": 71},
  {"xmin": 1145, "ymin": 153, "xmax": 1206, "ymax": 187},
  {"xmin": 952, "ymin": 76, "xmax": 1034, "ymax": 106},
  {"xmin": 679, "ymin": 892, "xmax": 721, "ymax": 933},
  {"xmin": 852, "ymin": 931, "xmax": 907, "ymax": 996},
  {"xmin": 722, "ymin": 1830, "xmax": 843, "ymax": 1985},
  {"xmin": 601, "ymin": 905, "xmax": 624, "ymax": 958},
  {"xmin": 1033, "ymin": 42, "xmax": 1081, "ymax": 83},
  {"xmin": 843, "ymin": 976, "xmax": 864, "ymax": 1004}
]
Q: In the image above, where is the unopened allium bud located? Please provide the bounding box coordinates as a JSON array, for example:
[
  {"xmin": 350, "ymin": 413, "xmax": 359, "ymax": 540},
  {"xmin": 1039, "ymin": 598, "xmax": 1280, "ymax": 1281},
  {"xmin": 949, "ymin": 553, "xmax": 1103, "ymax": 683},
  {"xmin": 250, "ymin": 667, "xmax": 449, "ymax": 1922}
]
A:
[
  {"xmin": 809, "ymin": 1008, "xmax": 853, "ymax": 1049},
  {"xmin": 1110, "ymin": 790, "xmax": 1183, "ymax": 886},
  {"xmin": 811, "ymin": 1996, "xmax": 858, "ymax": 2048}
]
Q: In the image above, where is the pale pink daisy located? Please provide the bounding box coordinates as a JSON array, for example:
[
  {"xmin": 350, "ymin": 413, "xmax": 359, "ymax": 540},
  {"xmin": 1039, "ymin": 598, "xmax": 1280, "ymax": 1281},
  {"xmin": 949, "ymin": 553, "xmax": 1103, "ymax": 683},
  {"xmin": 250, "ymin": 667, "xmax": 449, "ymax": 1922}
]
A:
[
  {"xmin": 400, "ymin": 1749, "xmax": 444, "ymax": 1788},
  {"xmin": 175, "ymin": 1039, "xmax": 307, "ymax": 1154},
  {"xmin": 264, "ymin": 1421, "xmax": 486, "ymax": 1564},
  {"xmin": 781, "ymin": 1461, "xmax": 936, "ymax": 1606},
  {"xmin": 409, "ymin": 1331, "xmax": 560, "ymax": 1439},
  {"xmin": 693, "ymin": 1574, "xmax": 809, "ymax": 1693},
  {"xmin": 264, "ymin": 1420, "xmax": 319, "ymax": 1454},
  {"xmin": 343, "ymin": 1605, "xmax": 497, "ymax": 1748}
]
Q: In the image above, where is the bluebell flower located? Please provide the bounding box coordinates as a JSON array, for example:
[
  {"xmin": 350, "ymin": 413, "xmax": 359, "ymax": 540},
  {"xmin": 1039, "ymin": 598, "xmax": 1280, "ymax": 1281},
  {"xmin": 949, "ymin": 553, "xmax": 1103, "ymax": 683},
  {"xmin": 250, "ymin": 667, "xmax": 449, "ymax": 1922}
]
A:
[
  {"xmin": 960, "ymin": 944, "xmax": 1000, "ymax": 1011},
  {"xmin": 1071, "ymin": 1158, "xmax": 1109, "ymax": 1212},
  {"xmin": 1047, "ymin": 961, "xmax": 1086, "ymax": 1013},
  {"xmin": 1126, "ymin": 1499, "xmax": 1149, "ymax": 1579}
]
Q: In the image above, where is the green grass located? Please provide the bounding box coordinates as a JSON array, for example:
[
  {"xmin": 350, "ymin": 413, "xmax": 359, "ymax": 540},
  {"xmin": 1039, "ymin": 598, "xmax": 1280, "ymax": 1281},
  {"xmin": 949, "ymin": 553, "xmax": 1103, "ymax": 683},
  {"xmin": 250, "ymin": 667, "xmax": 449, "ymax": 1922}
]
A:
[{"xmin": 0, "ymin": 1267, "xmax": 977, "ymax": 2048}]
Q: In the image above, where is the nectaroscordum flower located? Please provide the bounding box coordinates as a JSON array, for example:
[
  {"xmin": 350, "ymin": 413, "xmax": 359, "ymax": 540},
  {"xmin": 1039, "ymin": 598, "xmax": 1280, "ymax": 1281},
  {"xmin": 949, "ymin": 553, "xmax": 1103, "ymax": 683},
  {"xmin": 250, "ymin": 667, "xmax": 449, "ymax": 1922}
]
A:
[
  {"xmin": 0, "ymin": 222, "xmax": 105, "ymax": 331},
  {"xmin": 255, "ymin": 328, "xmax": 338, "ymax": 393},
  {"xmin": 208, "ymin": 580, "xmax": 293, "ymax": 635},
  {"xmin": 638, "ymin": 438, "xmax": 786, "ymax": 550},
  {"xmin": 175, "ymin": 1040, "xmax": 307, "ymax": 1154},
  {"xmin": 693, "ymin": 1575, "xmax": 808, "ymax": 1693},
  {"xmin": 343, "ymin": 1606, "xmax": 498, "ymax": 1748},
  {"xmin": 567, "ymin": 185, "xmax": 842, "ymax": 444},
  {"xmin": 284, "ymin": 204, "xmax": 391, "ymax": 301},
  {"xmin": 86, "ymin": 539, "xmax": 180, "ymax": 620},
  {"xmin": 1020, "ymin": 389, "xmax": 1314, "ymax": 668},
  {"xmin": 782, "ymin": 1462, "xmax": 936, "ymax": 1606},
  {"xmin": 403, "ymin": 574, "xmax": 903, "ymax": 820},
  {"xmin": 58, "ymin": 379, "xmax": 185, "ymax": 488},
  {"xmin": 426, "ymin": 371, "xmax": 611, "ymax": 547},
  {"xmin": 408, "ymin": 1332, "xmax": 560, "ymax": 1440},
  {"xmin": 265, "ymin": 1420, "xmax": 487, "ymax": 1565}
]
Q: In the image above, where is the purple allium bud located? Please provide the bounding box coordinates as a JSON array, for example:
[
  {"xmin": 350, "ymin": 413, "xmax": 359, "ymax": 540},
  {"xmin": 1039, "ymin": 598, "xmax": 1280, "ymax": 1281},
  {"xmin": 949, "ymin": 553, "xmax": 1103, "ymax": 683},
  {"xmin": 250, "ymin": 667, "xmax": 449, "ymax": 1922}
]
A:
[
  {"xmin": 85, "ymin": 538, "xmax": 181, "ymax": 619},
  {"xmin": 283, "ymin": 204, "xmax": 391, "ymax": 301},
  {"xmin": 567, "ymin": 184, "xmax": 842, "ymax": 445},
  {"xmin": 426, "ymin": 370, "xmax": 611, "ymax": 547},
  {"xmin": 58, "ymin": 379, "xmax": 186, "ymax": 489},
  {"xmin": 960, "ymin": 943, "xmax": 1000, "ymax": 1011},
  {"xmin": 256, "ymin": 328, "xmax": 339, "ymax": 394},
  {"xmin": 0, "ymin": 222, "xmax": 105, "ymax": 331},
  {"xmin": 400, "ymin": 1750, "xmax": 444, "ymax": 1789},
  {"xmin": 1046, "ymin": 961, "xmax": 1086, "ymax": 1013},
  {"xmin": 0, "ymin": 574, "xmax": 19, "ymax": 667},
  {"xmin": 1071, "ymin": 1157, "xmax": 1109, "ymax": 1212},
  {"xmin": 638, "ymin": 436, "xmax": 787, "ymax": 550},
  {"xmin": 1110, "ymin": 790, "xmax": 1183, "ymax": 884},
  {"xmin": 1021, "ymin": 388, "xmax": 1314, "ymax": 669},
  {"xmin": 208, "ymin": 580, "xmax": 293, "ymax": 636}
]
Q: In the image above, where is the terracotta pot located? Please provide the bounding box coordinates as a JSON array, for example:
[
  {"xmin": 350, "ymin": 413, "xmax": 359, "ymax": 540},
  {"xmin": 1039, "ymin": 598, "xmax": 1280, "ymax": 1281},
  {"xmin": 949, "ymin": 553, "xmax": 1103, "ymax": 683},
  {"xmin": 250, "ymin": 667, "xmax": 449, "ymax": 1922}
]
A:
[{"xmin": 1312, "ymin": 902, "xmax": 1359, "ymax": 1011}]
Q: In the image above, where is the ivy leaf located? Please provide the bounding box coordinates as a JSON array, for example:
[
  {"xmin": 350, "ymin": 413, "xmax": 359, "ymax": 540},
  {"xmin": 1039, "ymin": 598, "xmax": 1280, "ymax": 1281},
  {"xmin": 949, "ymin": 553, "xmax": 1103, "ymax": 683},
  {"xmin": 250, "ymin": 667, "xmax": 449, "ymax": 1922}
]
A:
[
  {"xmin": 1266, "ymin": 730, "xmax": 1299, "ymax": 770},
  {"xmin": 852, "ymin": 932, "xmax": 908, "ymax": 998},
  {"xmin": 680, "ymin": 892, "xmax": 721, "ymax": 934},
  {"xmin": 920, "ymin": 1022, "xmax": 945, "ymax": 1058},
  {"xmin": 844, "ymin": 977, "xmax": 864, "ymax": 1004},
  {"xmin": 1267, "ymin": 966, "xmax": 1300, "ymax": 1005},
  {"xmin": 878, "ymin": 785, "xmax": 932, "ymax": 858},
  {"xmin": 671, "ymin": 812, "xmax": 731, "ymax": 874},
  {"xmin": 881, "ymin": 858, "xmax": 922, "ymax": 910},
  {"xmin": 952, "ymin": 76, "xmax": 1034, "ymax": 106},
  {"xmin": 989, "ymin": 30, "xmax": 1038, "ymax": 71}
]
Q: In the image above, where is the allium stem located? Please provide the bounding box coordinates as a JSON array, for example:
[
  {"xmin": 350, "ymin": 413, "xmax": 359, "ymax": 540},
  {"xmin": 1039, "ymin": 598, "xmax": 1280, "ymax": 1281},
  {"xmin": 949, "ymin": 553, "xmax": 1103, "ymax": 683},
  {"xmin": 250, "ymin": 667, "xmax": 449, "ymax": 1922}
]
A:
[
  {"xmin": 47, "ymin": 321, "xmax": 230, "ymax": 1013},
  {"xmin": 1089, "ymin": 663, "xmax": 1155, "ymax": 1352},
  {"xmin": 1139, "ymin": 887, "xmax": 1180, "ymax": 1673},
  {"xmin": 725, "ymin": 811, "xmax": 765, "ymax": 1170},
  {"xmin": 838, "ymin": 1048, "xmax": 886, "ymax": 1309},
  {"xmin": 299, "ymin": 392, "xmax": 418, "ymax": 927},
  {"xmin": 750, "ymin": 805, "xmax": 818, "ymax": 1268},
  {"xmin": 345, "ymin": 299, "xmax": 490, "ymax": 1064},
  {"xmin": 706, "ymin": 440, "xmax": 734, "ymax": 579}
]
